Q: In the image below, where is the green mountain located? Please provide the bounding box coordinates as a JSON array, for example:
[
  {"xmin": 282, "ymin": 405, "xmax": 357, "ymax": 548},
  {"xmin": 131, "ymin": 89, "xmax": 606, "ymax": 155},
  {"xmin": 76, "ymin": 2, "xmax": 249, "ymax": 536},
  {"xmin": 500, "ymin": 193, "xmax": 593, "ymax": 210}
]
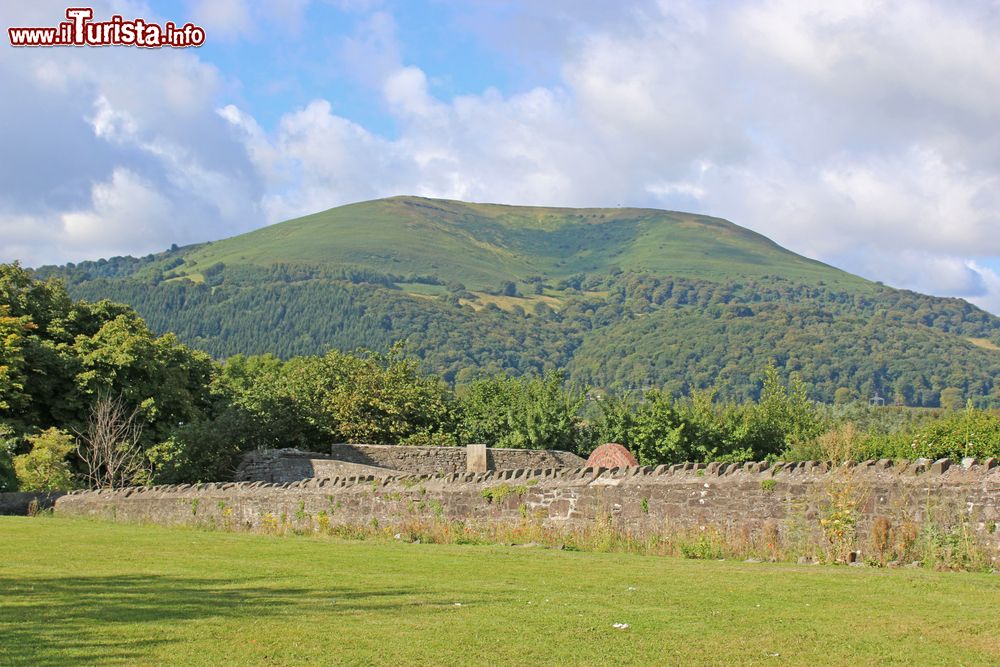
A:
[
  {"xmin": 34, "ymin": 196, "xmax": 1000, "ymax": 406},
  {"xmin": 162, "ymin": 196, "xmax": 871, "ymax": 290}
]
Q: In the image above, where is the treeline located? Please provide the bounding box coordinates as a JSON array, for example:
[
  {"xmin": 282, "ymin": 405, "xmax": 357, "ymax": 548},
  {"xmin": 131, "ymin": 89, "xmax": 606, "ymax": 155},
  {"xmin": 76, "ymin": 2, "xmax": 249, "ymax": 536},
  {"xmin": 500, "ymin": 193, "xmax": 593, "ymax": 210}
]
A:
[
  {"xmin": 54, "ymin": 261, "xmax": 1000, "ymax": 406},
  {"xmin": 4, "ymin": 263, "xmax": 999, "ymax": 494}
]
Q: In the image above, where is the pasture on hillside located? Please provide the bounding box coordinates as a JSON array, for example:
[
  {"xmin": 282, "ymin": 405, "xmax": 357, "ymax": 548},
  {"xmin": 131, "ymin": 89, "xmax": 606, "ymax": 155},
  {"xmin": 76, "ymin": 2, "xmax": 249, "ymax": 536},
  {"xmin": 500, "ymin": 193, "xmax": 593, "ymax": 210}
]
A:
[{"xmin": 1, "ymin": 517, "xmax": 998, "ymax": 665}]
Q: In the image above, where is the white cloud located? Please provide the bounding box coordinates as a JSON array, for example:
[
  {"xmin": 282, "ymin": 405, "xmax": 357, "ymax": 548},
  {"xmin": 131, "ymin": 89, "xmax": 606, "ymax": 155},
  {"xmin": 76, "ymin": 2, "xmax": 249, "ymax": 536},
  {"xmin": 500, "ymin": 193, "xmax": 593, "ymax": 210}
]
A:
[
  {"xmin": 0, "ymin": 1, "xmax": 265, "ymax": 266},
  {"xmin": 185, "ymin": 0, "xmax": 313, "ymax": 39},
  {"xmin": 61, "ymin": 168, "xmax": 174, "ymax": 252},
  {"xmin": 966, "ymin": 262, "xmax": 1000, "ymax": 315},
  {"xmin": 4, "ymin": 0, "xmax": 1000, "ymax": 314},
  {"xmin": 187, "ymin": 0, "xmax": 254, "ymax": 41}
]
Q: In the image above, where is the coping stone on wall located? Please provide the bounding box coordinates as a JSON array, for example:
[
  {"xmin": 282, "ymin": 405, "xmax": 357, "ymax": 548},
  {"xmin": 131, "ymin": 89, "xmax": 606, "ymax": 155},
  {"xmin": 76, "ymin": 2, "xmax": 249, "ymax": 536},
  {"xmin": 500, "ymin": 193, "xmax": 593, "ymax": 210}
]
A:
[
  {"xmin": 930, "ymin": 458, "xmax": 952, "ymax": 474},
  {"xmin": 466, "ymin": 444, "xmax": 488, "ymax": 473}
]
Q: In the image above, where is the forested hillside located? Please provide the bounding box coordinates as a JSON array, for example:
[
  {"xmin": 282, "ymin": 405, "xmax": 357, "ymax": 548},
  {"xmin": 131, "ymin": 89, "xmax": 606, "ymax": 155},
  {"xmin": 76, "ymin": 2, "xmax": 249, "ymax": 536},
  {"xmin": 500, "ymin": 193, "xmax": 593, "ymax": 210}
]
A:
[
  {"xmin": 4, "ymin": 262, "xmax": 1000, "ymax": 493},
  {"xmin": 33, "ymin": 197, "xmax": 1000, "ymax": 406}
]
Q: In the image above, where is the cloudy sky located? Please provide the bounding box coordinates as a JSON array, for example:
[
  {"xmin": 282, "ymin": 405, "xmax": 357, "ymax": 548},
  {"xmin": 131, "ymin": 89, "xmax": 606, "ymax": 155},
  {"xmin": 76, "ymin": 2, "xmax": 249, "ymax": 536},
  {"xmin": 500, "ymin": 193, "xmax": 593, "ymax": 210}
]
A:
[{"xmin": 3, "ymin": 0, "xmax": 1000, "ymax": 313}]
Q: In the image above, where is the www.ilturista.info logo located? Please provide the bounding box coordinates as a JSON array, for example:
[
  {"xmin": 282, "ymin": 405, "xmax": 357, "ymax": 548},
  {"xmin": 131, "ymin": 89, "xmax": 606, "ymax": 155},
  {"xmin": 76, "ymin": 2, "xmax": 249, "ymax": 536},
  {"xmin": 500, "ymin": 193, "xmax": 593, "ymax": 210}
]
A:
[{"xmin": 8, "ymin": 7, "xmax": 206, "ymax": 48}]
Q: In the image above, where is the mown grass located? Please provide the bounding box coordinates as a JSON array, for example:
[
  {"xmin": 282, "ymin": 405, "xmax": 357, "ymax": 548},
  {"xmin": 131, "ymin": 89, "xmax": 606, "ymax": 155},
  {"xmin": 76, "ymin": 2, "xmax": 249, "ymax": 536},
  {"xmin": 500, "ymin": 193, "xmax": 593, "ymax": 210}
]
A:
[{"xmin": 1, "ymin": 518, "xmax": 998, "ymax": 665}]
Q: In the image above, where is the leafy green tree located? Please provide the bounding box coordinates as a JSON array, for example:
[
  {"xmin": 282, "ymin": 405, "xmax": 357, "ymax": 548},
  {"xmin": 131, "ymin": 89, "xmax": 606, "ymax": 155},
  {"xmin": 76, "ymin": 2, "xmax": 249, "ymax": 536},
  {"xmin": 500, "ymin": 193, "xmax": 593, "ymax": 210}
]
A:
[
  {"xmin": 73, "ymin": 314, "xmax": 216, "ymax": 445},
  {"xmin": 0, "ymin": 263, "xmax": 215, "ymax": 448},
  {"xmin": 12, "ymin": 428, "xmax": 79, "ymax": 491},
  {"xmin": 628, "ymin": 390, "xmax": 693, "ymax": 464},
  {"xmin": 286, "ymin": 344, "xmax": 459, "ymax": 445},
  {"xmin": 0, "ymin": 425, "xmax": 17, "ymax": 491},
  {"xmin": 212, "ymin": 353, "xmax": 324, "ymax": 450},
  {"xmin": 939, "ymin": 387, "xmax": 963, "ymax": 411},
  {"xmin": 0, "ymin": 305, "xmax": 30, "ymax": 415},
  {"xmin": 147, "ymin": 410, "xmax": 253, "ymax": 484},
  {"xmin": 753, "ymin": 364, "xmax": 825, "ymax": 451},
  {"xmin": 588, "ymin": 393, "xmax": 637, "ymax": 453},
  {"xmin": 460, "ymin": 371, "xmax": 584, "ymax": 451}
]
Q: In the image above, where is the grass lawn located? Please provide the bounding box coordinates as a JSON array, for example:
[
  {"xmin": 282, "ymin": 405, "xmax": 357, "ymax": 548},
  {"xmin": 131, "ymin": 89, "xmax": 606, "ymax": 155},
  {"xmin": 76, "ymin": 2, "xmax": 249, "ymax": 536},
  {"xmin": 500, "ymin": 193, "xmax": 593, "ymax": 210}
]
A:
[{"xmin": 1, "ymin": 517, "xmax": 998, "ymax": 666}]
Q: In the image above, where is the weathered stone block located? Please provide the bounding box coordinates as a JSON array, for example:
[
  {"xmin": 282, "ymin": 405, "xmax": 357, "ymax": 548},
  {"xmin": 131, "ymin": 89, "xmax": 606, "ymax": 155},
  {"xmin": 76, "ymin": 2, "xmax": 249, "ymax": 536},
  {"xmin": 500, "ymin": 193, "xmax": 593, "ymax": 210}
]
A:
[
  {"xmin": 930, "ymin": 458, "xmax": 951, "ymax": 474},
  {"xmin": 466, "ymin": 444, "xmax": 488, "ymax": 473}
]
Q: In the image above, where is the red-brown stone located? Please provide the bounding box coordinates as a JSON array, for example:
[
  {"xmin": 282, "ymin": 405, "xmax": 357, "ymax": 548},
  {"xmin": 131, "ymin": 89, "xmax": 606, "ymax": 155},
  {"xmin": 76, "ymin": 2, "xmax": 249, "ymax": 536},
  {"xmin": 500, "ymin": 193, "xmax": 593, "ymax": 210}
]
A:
[{"xmin": 586, "ymin": 443, "xmax": 639, "ymax": 469}]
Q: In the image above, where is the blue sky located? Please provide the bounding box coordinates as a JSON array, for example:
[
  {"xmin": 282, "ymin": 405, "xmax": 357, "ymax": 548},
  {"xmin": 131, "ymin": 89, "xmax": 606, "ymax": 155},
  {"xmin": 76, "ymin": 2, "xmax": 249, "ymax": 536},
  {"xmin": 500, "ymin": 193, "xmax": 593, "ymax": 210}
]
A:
[{"xmin": 2, "ymin": 0, "xmax": 1000, "ymax": 314}]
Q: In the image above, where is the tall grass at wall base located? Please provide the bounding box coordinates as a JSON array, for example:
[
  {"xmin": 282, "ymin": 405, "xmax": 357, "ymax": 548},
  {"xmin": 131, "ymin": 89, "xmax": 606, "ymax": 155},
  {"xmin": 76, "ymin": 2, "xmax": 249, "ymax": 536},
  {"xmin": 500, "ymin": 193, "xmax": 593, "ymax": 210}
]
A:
[{"xmin": 106, "ymin": 505, "xmax": 997, "ymax": 573}]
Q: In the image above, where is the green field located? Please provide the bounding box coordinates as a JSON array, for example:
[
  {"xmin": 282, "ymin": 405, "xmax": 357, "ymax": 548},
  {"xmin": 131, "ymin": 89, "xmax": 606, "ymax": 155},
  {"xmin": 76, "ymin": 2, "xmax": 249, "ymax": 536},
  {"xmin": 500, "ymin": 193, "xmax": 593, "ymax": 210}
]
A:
[{"xmin": 2, "ymin": 518, "xmax": 998, "ymax": 665}]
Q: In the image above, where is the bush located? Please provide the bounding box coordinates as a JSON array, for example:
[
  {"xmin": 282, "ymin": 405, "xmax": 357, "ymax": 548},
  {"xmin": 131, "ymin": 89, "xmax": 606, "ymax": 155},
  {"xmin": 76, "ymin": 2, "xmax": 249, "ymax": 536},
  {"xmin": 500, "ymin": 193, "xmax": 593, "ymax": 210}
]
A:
[
  {"xmin": 459, "ymin": 371, "xmax": 584, "ymax": 451},
  {"xmin": 590, "ymin": 366, "xmax": 827, "ymax": 466},
  {"xmin": 909, "ymin": 407, "xmax": 1000, "ymax": 460},
  {"xmin": 146, "ymin": 413, "xmax": 247, "ymax": 484},
  {"xmin": 856, "ymin": 407, "xmax": 1000, "ymax": 461},
  {"xmin": 0, "ymin": 425, "xmax": 17, "ymax": 492},
  {"xmin": 300, "ymin": 345, "xmax": 459, "ymax": 445},
  {"xmin": 12, "ymin": 428, "xmax": 79, "ymax": 491}
]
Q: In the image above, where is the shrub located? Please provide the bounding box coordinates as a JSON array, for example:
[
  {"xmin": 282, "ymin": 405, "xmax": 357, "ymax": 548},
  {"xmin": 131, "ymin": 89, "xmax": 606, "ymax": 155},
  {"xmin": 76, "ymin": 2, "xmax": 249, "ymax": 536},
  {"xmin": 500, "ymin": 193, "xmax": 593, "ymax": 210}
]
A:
[
  {"xmin": 459, "ymin": 371, "xmax": 584, "ymax": 451},
  {"xmin": 907, "ymin": 407, "xmax": 1000, "ymax": 460},
  {"xmin": 784, "ymin": 422, "xmax": 863, "ymax": 462},
  {"xmin": 0, "ymin": 425, "xmax": 17, "ymax": 492},
  {"xmin": 13, "ymin": 428, "xmax": 79, "ymax": 491}
]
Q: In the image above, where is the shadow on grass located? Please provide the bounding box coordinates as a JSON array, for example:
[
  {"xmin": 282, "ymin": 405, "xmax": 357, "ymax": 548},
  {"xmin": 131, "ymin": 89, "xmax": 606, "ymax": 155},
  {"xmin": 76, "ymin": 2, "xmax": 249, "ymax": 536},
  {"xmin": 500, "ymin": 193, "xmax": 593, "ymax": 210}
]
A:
[{"xmin": 0, "ymin": 574, "xmax": 416, "ymax": 665}]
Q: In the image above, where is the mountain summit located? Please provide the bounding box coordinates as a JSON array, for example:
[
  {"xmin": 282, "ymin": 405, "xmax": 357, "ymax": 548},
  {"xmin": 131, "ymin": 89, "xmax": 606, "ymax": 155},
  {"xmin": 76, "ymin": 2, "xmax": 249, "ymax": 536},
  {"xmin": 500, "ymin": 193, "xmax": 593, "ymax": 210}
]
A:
[{"xmin": 174, "ymin": 196, "xmax": 868, "ymax": 291}]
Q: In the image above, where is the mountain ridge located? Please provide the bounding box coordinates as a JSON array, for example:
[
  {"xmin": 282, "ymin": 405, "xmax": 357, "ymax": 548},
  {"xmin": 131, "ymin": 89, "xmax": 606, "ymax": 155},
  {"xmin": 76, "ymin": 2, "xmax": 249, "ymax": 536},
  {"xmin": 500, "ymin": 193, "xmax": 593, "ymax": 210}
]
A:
[
  {"xmin": 30, "ymin": 196, "xmax": 1000, "ymax": 406},
  {"xmin": 168, "ymin": 196, "xmax": 872, "ymax": 293}
]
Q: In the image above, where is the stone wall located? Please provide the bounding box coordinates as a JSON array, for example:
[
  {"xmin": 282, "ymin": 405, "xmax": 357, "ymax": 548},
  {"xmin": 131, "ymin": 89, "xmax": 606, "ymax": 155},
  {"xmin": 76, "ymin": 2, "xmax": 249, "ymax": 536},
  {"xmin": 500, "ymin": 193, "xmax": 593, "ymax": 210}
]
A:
[
  {"xmin": 234, "ymin": 449, "xmax": 401, "ymax": 483},
  {"xmin": 56, "ymin": 457, "xmax": 1000, "ymax": 564},
  {"xmin": 0, "ymin": 491, "xmax": 64, "ymax": 515},
  {"xmin": 235, "ymin": 444, "xmax": 586, "ymax": 482}
]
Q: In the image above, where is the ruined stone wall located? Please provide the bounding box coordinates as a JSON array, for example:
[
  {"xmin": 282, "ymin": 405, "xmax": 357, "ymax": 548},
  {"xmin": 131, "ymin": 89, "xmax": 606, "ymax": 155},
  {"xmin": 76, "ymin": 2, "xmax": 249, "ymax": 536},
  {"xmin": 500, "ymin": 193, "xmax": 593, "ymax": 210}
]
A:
[
  {"xmin": 56, "ymin": 458, "xmax": 1000, "ymax": 563},
  {"xmin": 234, "ymin": 449, "xmax": 399, "ymax": 483},
  {"xmin": 0, "ymin": 491, "xmax": 64, "ymax": 515},
  {"xmin": 235, "ymin": 445, "xmax": 586, "ymax": 482}
]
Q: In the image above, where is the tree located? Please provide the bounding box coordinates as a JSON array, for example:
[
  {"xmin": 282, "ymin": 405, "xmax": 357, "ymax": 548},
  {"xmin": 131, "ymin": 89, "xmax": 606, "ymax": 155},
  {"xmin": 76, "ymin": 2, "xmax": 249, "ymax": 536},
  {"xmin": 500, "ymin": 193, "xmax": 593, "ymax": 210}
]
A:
[
  {"xmin": 0, "ymin": 305, "xmax": 30, "ymax": 414},
  {"xmin": 628, "ymin": 390, "xmax": 692, "ymax": 465},
  {"xmin": 284, "ymin": 344, "xmax": 459, "ymax": 445},
  {"xmin": 12, "ymin": 428, "xmax": 79, "ymax": 491},
  {"xmin": 460, "ymin": 371, "xmax": 584, "ymax": 451},
  {"xmin": 76, "ymin": 394, "xmax": 149, "ymax": 490},
  {"xmin": 72, "ymin": 314, "xmax": 216, "ymax": 445},
  {"xmin": 147, "ymin": 410, "xmax": 251, "ymax": 484},
  {"xmin": 0, "ymin": 425, "xmax": 17, "ymax": 491},
  {"xmin": 833, "ymin": 387, "xmax": 853, "ymax": 405},
  {"xmin": 0, "ymin": 263, "xmax": 215, "ymax": 442},
  {"xmin": 589, "ymin": 393, "xmax": 637, "ymax": 453},
  {"xmin": 754, "ymin": 364, "xmax": 824, "ymax": 449},
  {"xmin": 939, "ymin": 387, "xmax": 963, "ymax": 411}
]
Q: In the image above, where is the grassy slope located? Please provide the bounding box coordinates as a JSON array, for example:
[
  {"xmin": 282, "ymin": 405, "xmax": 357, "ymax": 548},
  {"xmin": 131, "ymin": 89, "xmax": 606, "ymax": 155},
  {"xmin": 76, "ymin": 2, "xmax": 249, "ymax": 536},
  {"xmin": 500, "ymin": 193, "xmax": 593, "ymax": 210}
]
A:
[
  {"xmin": 2, "ymin": 518, "xmax": 998, "ymax": 666},
  {"xmin": 177, "ymin": 196, "xmax": 872, "ymax": 292}
]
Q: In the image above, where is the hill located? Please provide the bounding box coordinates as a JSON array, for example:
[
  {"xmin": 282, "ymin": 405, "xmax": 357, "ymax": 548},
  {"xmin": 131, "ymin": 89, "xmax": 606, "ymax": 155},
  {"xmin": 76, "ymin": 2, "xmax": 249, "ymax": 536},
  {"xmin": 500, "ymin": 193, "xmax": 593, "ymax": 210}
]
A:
[
  {"xmin": 166, "ymin": 196, "xmax": 871, "ymax": 291},
  {"xmin": 33, "ymin": 196, "xmax": 1000, "ymax": 406}
]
